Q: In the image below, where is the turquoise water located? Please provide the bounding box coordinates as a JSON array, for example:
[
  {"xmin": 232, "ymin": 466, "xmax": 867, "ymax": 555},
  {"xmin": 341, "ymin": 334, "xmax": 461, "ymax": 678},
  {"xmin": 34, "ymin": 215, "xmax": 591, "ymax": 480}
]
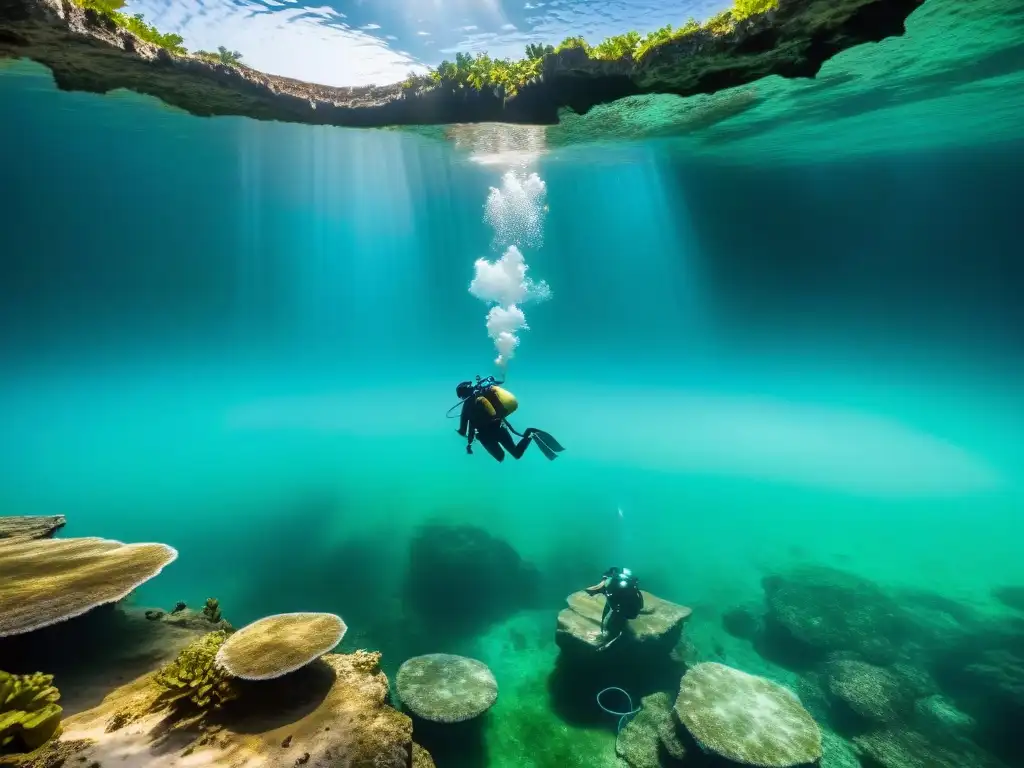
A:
[{"xmin": 2, "ymin": 2, "xmax": 1024, "ymax": 762}]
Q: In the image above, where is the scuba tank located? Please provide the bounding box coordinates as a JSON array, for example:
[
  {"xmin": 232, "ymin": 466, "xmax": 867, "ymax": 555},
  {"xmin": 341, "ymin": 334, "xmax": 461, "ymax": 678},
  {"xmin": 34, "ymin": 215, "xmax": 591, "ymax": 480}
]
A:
[{"xmin": 477, "ymin": 384, "xmax": 518, "ymax": 420}]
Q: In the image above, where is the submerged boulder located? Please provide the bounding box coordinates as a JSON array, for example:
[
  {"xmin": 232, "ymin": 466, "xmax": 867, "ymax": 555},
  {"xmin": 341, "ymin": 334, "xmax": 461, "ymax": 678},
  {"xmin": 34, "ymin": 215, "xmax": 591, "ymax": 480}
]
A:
[
  {"xmin": 824, "ymin": 660, "xmax": 913, "ymax": 724},
  {"xmin": 404, "ymin": 524, "xmax": 540, "ymax": 633},
  {"xmin": 614, "ymin": 692, "xmax": 684, "ymax": 768},
  {"xmin": 555, "ymin": 590, "xmax": 691, "ymax": 662},
  {"xmin": 853, "ymin": 727, "xmax": 1006, "ymax": 768},
  {"xmin": 762, "ymin": 567, "xmax": 907, "ymax": 665},
  {"xmin": 395, "ymin": 654, "xmax": 497, "ymax": 724}
]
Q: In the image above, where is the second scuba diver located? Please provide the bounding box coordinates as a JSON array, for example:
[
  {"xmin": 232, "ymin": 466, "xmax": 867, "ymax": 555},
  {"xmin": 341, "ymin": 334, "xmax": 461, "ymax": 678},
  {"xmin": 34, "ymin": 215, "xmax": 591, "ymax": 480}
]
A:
[
  {"xmin": 585, "ymin": 566, "xmax": 644, "ymax": 651},
  {"xmin": 452, "ymin": 375, "xmax": 564, "ymax": 463}
]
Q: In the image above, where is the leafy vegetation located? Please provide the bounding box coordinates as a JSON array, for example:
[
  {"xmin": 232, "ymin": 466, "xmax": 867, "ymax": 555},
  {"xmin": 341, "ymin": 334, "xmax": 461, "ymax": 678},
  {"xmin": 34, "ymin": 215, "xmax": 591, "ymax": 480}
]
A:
[
  {"xmin": 195, "ymin": 46, "xmax": 245, "ymax": 66},
  {"xmin": 403, "ymin": 0, "xmax": 780, "ymax": 98},
  {"xmin": 72, "ymin": 0, "xmax": 242, "ymax": 64}
]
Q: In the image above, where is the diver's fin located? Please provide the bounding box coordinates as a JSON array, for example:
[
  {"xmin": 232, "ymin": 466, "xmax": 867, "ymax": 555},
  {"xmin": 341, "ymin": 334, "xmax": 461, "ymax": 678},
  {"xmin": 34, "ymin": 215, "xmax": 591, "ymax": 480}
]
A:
[
  {"xmin": 531, "ymin": 430, "xmax": 564, "ymax": 452},
  {"xmin": 532, "ymin": 432, "xmax": 558, "ymax": 461}
]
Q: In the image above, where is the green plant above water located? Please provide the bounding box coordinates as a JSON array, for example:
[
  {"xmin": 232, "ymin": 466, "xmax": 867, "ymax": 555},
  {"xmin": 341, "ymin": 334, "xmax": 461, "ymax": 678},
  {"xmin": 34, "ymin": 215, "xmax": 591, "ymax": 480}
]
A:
[
  {"xmin": 402, "ymin": 0, "xmax": 779, "ymax": 98},
  {"xmin": 71, "ymin": 0, "xmax": 242, "ymax": 63}
]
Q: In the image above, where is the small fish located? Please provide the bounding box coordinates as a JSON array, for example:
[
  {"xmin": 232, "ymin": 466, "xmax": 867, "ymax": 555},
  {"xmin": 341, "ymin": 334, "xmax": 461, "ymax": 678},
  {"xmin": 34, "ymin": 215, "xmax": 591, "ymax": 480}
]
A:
[{"xmin": 617, "ymin": 507, "xmax": 624, "ymax": 519}]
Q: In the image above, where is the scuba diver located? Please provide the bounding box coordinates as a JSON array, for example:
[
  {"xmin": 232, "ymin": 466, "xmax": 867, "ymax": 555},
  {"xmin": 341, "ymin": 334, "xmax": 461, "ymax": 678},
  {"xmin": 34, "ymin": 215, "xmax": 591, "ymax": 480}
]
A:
[
  {"xmin": 584, "ymin": 567, "xmax": 644, "ymax": 652},
  {"xmin": 449, "ymin": 375, "xmax": 564, "ymax": 463}
]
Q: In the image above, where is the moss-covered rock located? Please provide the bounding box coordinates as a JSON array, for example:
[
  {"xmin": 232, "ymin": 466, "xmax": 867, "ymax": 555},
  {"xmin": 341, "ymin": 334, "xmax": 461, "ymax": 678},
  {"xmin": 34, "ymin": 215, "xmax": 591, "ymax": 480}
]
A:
[
  {"xmin": 824, "ymin": 660, "xmax": 913, "ymax": 724},
  {"xmin": 614, "ymin": 693, "xmax": 684, "ymax": 768}
]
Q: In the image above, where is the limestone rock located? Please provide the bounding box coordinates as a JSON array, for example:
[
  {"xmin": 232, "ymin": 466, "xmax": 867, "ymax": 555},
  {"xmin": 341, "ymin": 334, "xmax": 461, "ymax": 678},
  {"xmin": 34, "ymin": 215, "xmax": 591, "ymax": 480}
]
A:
[
  {"xmin": 825, "ymin": 660, "xmax": 913, "ymax": 723},
  {"xmin": 55, "ymin": 651, "xmax": 428, "ymax": 767},
  {"xmin": 614, "ymin": 692, "xmax": 684, "ymax": 768},
  {"xmin": 0, "ymin": 515, "xmax": 65, "ymax": 540},
  {"xmin": 555, "ymin": 591, "xmax": 691, "ymax": 660},
  {"xmin": 0, "ymin": 0, "xmax": 927, "ymax": 130}
]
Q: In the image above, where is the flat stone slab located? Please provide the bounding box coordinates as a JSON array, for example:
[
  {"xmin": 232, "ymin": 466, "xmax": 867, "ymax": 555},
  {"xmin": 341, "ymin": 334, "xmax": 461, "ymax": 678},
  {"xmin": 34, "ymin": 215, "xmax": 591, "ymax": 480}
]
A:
[
  {"xmin": 0, "ymin": 514, "xmax": 66, "ymax": 540},
  {"xmin": 556, "ymin": 590, "xmax": 691, "ymax": 657}
]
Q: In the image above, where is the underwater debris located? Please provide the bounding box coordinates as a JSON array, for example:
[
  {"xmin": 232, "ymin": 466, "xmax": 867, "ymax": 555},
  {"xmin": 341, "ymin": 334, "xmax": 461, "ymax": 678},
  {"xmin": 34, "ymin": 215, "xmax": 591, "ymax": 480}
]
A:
[
  {"xmin": 0, "ymin": 537, "xmax": 178, "ymax": 638},
  {"xmin": 0, "ymin": 671, "xmax": 62, "ymax": 757},
  {"xmin": 153, "ymin": 631, "xmax": 238, "ymax": 714},
  {"xmin": 395, "ymin": 654, "xmax": 498, "ymax": 723},
  {"xmin": 0, "ymin": 516, "xmax": 65, "ymax": 541},
  {"xmin": 214, "ymin": 613, "xmax": 346, "ymax": 680},
  {"xmin": 674, "ymin": 662, "xmax": 822, "ymax": 767}
]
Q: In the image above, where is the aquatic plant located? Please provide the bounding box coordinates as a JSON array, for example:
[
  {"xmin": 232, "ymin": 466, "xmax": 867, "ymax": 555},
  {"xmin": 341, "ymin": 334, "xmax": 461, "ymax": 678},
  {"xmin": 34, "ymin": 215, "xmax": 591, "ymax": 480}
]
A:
[
  {"xmin": 202, "ymin": 597, "xmax": 222, "ymax": 623},
  {"xmin": 405, "ymin": 0, "xmax": 779, "ymax": 98},
  {"xmin": 215, "ymin": 613, "xmax": 346, "ymax": 680},
  {"xmin": 194, "ymin": 46, "xmax": 244, "ymax": 66},
  {"xmin": 0, "ymin": 536, "xmax": 177, "ymax": 637},
  {"xmin": 153, "ymin": 631, "xmax": 238, "ymax": 712},
  {"xmin": 0, "ymin": 671, "xmax": 62, "ymax": 755}
]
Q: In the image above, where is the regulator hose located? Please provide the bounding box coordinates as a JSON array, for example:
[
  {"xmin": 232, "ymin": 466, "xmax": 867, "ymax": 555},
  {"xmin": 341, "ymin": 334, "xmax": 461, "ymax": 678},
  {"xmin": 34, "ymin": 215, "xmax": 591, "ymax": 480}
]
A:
[{"xmin": 596, "ymin": 687, "xmax": 641, "ymax": 733}]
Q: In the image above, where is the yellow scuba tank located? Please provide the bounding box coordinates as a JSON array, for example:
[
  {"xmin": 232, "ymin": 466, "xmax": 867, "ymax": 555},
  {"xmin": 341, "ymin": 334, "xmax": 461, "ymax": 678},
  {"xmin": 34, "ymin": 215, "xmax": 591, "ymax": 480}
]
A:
[{"xmin": 477, "ymin": 385, "xmax": 518, "ymax": 420}]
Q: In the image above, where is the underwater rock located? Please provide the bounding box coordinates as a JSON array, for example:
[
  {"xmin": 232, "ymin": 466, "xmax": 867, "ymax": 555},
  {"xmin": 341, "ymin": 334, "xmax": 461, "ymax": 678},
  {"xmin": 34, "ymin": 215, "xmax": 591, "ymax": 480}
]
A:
[
  {"xmin": 395, "ymin": 654, "xmax": 497, "ymax": 723},
  {"xmin": 0, "ymin": 536, "xmax": 177, "ymax": 638},
  {"xmin": 914, "ymin": 694, "xmax": 975, "ymax": 737},
  {"xmin": 412, "ymin": 742, "xmax": 436, "ymax": 768},
  {"xmin": 614, "ymin": 692, "xmax": 684, "ymax": 768},
  {"xmin": 156, "ymin": 605, "xmax": 234, "ymax": 633},
  {"xmin": 404, "ymin": 523, "xmax": 541, "ymax": 634},
  {"xmin": 555, "ymin": 590, "xmax": 692, "ymax": 661},
  {"xmin": 852, "ymin": 727, "xmax": 1007, "ymax": 768},
  {"xmin": 0, "ymin": 515, "xmax": 65, "ymax": 541},
  {"xmin": 992, "ymin": 585, "xmax": 1024, "ymax": 612},
  {"xmin": 674, "ymin": 662, "xmax": 822, "ymax": 767},
  {"xmin": 215, "ymin": 613, "xmax": 346, "ymax": 680},
  {"xmin": 819, "ymin": 728, "xmax": 862, "ymax": 768},
  {"xmin": 0, "ymin": 0, "xmax": 926, "ymax": 129},
  {"xmin": 53, "ymin": 650, "xmax": 431, "ymax": 767},
  {"xmin": 824, "ymin": 660, "xmax": 913, "ymax": 724},
  {"xmin": 762, "ymin": 567, "xmax": 907, "ymax": 665},
  {"xmin": 722, "ymin": 604, "xmax": 763, "ymax": 640}
]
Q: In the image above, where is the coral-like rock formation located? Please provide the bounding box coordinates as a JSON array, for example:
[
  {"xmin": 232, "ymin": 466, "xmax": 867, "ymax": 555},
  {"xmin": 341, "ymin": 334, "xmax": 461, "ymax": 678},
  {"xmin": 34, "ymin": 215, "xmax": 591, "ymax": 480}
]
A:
[
  {"xmin": 853, "ymin": 727, "xmax": 1006, "ymax": 768},
  {"xmin": 0, "ymin": 671, "xmax": 62, "ymax": 757},
  {"xmin": 53, "ymin": 651, "xmax": 430, "ymax": 767},
  {"xmin": 396, "ymin": 654, "xmax": 497, "ymax": 724},
  {"xmin": 556, "ymin": 590, "xmax": 691, "ymax": 660},
  {"xmin": 0, "ymin": 0, "xmax": 926, "ymax": 129},
  {"xmin": 762, "ymin": 566, "xmax": 907, "ymax": 664},
  {"xmin": 215, "ymin": 613, "xmax": 346, "ymax": 680},
  {"xmin": 146, "ymin": 599, "xmax": 234, "ymax": 633},
  {"xmin": 614, "ymin": 692, "xmax": 684, "ymax": 768},
  {"xmin": 674, "ymin": 662, "xmax": 822, "ymax": 767},
  {"xmin": 0, "ymin": 536, "xmax": 177, "ymax": 637},
  {"xmin": 153, "ymin": 632, "xmax": 237, "ymax": 713},
  {"xmin": 824, "ymin": 659, "xmax": 913, "ymax": 724},
  {"xmin": 0, "ymin": 516, "xmax": 65, "ymax": 541}
]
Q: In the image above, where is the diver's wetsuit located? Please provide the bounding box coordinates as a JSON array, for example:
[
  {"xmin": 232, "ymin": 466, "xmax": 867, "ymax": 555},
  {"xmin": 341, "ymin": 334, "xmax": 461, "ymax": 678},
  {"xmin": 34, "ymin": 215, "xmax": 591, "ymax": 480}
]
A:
[
  {"xmin": 458, "ymin": 396, "xmax": 531, "ymax": 462},
  {"xmin": 598, "ymin": 568, "xmax": 644, "ymax": 649}
]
